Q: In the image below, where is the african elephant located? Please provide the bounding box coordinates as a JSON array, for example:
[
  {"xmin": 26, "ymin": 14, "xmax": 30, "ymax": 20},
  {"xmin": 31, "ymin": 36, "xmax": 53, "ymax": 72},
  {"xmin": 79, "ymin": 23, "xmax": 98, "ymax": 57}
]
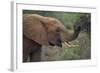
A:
[{"xmin": 23, "ymin": 14, "xmax": 81, "ymax": 62}]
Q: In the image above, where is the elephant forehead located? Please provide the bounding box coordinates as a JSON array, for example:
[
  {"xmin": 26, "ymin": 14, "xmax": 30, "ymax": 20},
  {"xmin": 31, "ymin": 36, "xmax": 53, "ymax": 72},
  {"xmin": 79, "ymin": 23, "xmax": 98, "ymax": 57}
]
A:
[
  {"xmin": 50, "ymin": 18, "xmax": 62, "ymax": 26},
  {"xmin": 46, "ymin": 18, "xmax": 63, "ymax": 30},
  {"xmin": 51, "ymin": 18, "xmax": 65, "ymax": 30}
]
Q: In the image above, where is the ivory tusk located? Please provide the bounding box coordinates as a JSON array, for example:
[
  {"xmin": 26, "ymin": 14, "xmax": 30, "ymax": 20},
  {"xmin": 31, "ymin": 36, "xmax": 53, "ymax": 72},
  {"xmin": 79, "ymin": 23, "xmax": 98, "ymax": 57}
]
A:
[
  {"xmin": 64, "ymin": 42, "xmax": 71, "ymax": 47},
  {"xmin": 67, "ymin": 41, "xmax": 71, "ymax": 45},
  {"xmin": 64, "ymin": 42, "xmax": 79, "ymax": 48}
]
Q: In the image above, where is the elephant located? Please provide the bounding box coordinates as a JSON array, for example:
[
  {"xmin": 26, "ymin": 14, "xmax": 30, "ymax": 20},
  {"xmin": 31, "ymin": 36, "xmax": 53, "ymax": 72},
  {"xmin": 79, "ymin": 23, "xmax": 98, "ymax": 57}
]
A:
[{"xmin": 23, "ymin": 14, "xmax": 81, "ymax": 62}]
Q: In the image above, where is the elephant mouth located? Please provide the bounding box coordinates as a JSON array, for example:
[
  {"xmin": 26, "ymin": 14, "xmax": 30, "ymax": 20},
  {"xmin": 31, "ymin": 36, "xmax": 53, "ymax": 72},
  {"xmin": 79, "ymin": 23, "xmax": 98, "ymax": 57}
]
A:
[
  {"xmin": 49, "ymin": 40, "xmax": 62, "ymax": 47},
  {"xmin": 49, "ymin": 42, "xmax": 55, "ymax": 46},
  {"xmin": 49, "ymin": 41, "xmax": 71, "ymax": 47}
]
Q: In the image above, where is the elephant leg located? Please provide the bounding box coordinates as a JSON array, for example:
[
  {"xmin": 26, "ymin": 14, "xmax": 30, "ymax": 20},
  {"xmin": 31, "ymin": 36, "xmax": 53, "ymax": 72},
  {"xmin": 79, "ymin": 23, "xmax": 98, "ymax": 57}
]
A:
[
  {"xmin": 23, "ymin": 43, "xmax": 32, "ymax": 62},
  {"xmin": 23, "ymin": 48, "xmax": 29, "ymax": 62},
  {"xmin": 23, "ymin": 35, "xmax": 36, "ymax": 62},
  {"xmin": 30, "ymin": 47, "xmax": 41, "ymax": 62}
]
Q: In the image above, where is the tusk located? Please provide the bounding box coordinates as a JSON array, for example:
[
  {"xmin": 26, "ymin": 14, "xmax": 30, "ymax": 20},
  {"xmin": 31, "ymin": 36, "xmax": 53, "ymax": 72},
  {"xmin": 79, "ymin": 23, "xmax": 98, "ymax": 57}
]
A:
[
  {"xmin": 64, "ymin": 42, "xmax": 71, "ymax": 47},
  {"xmin": 64, "ymin": 42, "xmax": 79, "ymax": 48}
]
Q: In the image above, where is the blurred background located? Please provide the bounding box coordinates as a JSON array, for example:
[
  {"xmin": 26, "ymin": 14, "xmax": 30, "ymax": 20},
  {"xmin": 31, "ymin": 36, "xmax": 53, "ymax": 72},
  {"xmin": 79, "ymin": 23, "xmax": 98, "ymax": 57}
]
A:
[{"xmin": 23, "ymin": 10, "xmax": 91, "ymax": 61}]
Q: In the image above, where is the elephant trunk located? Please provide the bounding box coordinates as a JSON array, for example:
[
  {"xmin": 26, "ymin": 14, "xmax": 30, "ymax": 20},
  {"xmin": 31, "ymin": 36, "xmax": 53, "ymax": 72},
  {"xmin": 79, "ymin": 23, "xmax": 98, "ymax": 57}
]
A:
[
  {"xmin": 61, "ymin": 24, "xmax": 81, "ymax": 43},
  {"xmin": 67, "ymin": 30, "xmax": 80, "ymax": 41}
]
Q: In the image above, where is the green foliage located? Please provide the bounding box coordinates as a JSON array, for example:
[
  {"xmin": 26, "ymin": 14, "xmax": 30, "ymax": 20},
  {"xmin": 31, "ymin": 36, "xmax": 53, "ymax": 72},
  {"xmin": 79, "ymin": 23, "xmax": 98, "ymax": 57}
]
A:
[{"xmin": 60, "ymin": 46, "xmax": 81, "ymax": 60}]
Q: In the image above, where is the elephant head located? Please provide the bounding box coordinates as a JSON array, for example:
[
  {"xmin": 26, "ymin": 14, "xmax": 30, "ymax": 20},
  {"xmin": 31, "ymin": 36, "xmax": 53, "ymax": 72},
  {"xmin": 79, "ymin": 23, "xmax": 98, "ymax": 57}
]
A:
[{"xmin": 23, "ymin": 14, "xmax": 81, "ymax": 47}]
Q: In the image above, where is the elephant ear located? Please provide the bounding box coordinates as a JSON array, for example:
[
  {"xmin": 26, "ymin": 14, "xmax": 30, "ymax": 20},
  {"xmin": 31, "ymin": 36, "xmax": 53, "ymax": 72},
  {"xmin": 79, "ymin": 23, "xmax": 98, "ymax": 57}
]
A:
[{"xmin": 23, "ymin": 14, "xmax": 49, "ymax": 45}]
